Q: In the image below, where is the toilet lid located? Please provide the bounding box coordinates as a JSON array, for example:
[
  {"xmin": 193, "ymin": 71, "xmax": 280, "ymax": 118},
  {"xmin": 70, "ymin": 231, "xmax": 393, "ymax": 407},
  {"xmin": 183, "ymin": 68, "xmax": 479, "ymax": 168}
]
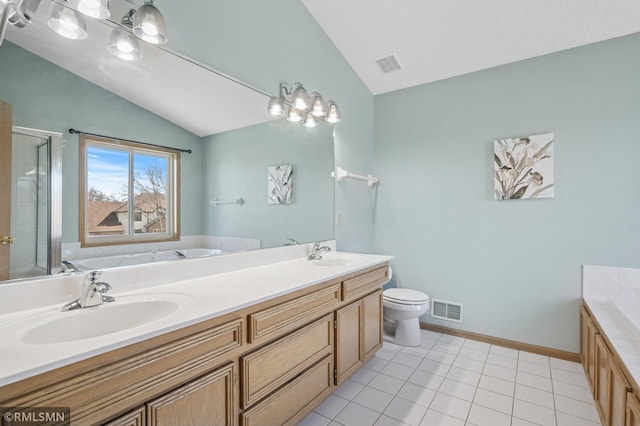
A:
[{"xmin": 383, "ymin": 288, "xmax": 429, "ymax": 304}]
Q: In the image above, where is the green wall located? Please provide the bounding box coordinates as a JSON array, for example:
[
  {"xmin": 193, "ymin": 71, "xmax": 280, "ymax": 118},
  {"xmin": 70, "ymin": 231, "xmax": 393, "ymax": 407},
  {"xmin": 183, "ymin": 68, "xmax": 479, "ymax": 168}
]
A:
[
  {"xmin": 0, "ymin": 42, "xmax": 204, "ymax": 242},
  {"xmin": 202, "ymin": 120, "xmax": 334, "ymax": 248},
  {"xmin": 159, "ymin": 0, "xmax": 376, "ymax": 252},
  {"xmin": 372, "ymin": 33, "xmax": 640, "ymax": 352}
]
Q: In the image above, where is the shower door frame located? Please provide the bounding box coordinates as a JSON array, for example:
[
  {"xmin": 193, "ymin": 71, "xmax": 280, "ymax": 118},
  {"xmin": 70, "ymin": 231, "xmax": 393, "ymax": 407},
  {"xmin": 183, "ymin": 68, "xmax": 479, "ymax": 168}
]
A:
[
  {"xmin": 11, "ymin": 126, "xmax": 62, "ymax": 277},
  {"xmin": 0, "ymin": 100, "xmax": 11, "ymax": 281}
]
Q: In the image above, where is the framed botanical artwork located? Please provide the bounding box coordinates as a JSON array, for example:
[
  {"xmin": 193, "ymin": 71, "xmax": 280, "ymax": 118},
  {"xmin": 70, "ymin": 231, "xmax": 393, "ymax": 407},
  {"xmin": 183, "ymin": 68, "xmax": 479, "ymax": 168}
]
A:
[
  {"xmin": 494, "ymin": 133, "xmax": 554, "ymax": 200},
  {"xmin": 268, "ymin": 164, "xmax": 293, "ymax": 204}
]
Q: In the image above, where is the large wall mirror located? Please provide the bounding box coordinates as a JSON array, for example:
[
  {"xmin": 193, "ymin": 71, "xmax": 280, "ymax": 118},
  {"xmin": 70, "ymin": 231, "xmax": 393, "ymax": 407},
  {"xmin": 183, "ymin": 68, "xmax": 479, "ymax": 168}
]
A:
[{"xmin": 0, "ymin": 0, "xmax": 335, "ymax": 283}]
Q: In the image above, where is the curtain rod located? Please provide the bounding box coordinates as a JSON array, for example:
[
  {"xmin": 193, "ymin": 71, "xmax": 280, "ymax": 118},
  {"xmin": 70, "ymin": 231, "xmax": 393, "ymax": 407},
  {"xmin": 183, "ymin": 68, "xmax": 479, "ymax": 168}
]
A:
[{"xmin": 68, "ymin": 129, "xmax": 193, "ymax": 154}]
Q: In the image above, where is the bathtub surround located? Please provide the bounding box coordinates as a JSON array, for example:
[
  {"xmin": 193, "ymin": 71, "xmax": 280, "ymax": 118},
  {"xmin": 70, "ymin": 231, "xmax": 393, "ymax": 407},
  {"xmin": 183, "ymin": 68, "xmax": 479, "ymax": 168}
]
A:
[{"xmin": 373, "ymin": 33, "xmax": 640, "ymax": 353}]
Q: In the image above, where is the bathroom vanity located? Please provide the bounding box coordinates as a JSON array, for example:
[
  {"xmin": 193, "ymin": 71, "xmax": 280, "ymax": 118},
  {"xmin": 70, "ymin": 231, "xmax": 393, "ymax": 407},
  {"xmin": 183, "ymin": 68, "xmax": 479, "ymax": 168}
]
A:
[
  {"xmin": 580, "ymin": 265, "xmax": 640, "ymax": 426},
  {"xmin": 0, "ymin": 246, "xmax": 391, "ymax": 425}
]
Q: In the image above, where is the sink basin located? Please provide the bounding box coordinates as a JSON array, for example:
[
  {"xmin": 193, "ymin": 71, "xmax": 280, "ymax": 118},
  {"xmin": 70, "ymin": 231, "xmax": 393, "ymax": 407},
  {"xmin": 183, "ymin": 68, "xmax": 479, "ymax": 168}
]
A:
[
  {"xmin": 22, "ymin": 294, "xmax": 192, "ymax": 344},
  {"xmin": 310, "ymin": 254, "xmax": 367, "ymax": 267}
]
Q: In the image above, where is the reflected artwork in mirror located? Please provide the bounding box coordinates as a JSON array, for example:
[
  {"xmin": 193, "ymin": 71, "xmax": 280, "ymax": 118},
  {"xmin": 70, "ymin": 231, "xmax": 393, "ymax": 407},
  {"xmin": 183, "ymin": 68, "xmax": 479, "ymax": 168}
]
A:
[{"xmin": 0, "ymin": 0, "xmax": 335, "ymax": 283}]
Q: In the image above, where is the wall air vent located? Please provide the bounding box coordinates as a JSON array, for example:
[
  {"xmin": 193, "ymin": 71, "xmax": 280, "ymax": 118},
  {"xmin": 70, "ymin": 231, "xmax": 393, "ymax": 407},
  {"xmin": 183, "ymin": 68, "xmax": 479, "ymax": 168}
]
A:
[
  {"xmin": 431, "ymin": 299, "xmax": 463, "ymax": 323},
  {"xmin": 375, "ymin": 54, "xmax": 402, "ymax": 74}
]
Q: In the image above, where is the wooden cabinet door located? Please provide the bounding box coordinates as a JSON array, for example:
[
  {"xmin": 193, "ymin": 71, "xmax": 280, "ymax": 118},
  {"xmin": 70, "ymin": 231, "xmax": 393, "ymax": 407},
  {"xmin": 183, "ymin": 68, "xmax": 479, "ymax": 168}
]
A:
[
  {"xmin": 147, "ymin": 363, "xmax": 235, "ymax": 426},
  {"xmin": 583, "ymin": 307, "xmax": 599, "ymax": 395},
  {"xmin": 627, "ymin": 393, "xmax": 640, "ymax": 426},
  {"xmin": 362, "ymin": 290, "xmax": 383, "ymax": 360},
  {"xmin": 595, "ymin": 334, "xmax": 611, "ymax": 425},
  {"xmin": 609, "ymin": 360, "xmax": 631, "ymax": 426},
  {"xmin": 103, "ymin": 406, "xmax": 145, "ymax": 426},
  {"xmin": 335, "ymin": 301, "xmax": 363, "ymax": 384}
]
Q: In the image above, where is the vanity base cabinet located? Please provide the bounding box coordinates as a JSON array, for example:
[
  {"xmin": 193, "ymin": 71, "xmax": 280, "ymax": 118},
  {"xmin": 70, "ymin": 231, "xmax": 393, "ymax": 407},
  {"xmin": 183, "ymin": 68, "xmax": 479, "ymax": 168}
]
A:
[
  {"xmin": 581, "ymin": 303, "xmax": 635, "ymax": 426},
  {"xmin": 0, "ymin": 263, "xmax": 390, "ymax": 426},
  {"xmin": 335, "ymin": 289, "xmax": 383, "ymax": 385}
]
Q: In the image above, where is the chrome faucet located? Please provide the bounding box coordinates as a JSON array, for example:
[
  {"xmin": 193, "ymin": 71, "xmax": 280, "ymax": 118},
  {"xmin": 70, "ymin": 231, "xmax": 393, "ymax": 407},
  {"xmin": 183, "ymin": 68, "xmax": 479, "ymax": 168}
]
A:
[
  {"xmin": 61, "ymin": 260, "xmax": 81, "ymax": 273},
  {"xmin": 174, "ymin": 250, "xmax": 187, "ymax": 259},
  {"xmin": 285, "ymin": 237, "xmax": 300, "ymax": 246},
  {"xmin": 307, "ymin": 241, "xmax": 331, "ymax": 260},
  {"xmin": 62, "ymin": 271, "xmax": 115, "ymax": 311}
]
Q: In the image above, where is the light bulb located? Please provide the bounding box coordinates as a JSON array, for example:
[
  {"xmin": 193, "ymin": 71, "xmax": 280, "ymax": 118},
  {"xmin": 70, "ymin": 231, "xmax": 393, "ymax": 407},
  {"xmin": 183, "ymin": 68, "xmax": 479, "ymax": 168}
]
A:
[
  {"xmin": 287, "ymin": 108, "xmax": 302, "ymax": 122},
  {"xmin": 303, "ymin": 113, "xmax": 317, "ymax": 128}
]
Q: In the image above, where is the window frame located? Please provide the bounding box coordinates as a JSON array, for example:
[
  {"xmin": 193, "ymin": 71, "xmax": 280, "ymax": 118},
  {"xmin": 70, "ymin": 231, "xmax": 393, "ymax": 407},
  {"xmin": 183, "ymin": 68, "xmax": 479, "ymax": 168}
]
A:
[{"xmin": 79, "ymin": 134, "xmax": 180, "ymax": 247}]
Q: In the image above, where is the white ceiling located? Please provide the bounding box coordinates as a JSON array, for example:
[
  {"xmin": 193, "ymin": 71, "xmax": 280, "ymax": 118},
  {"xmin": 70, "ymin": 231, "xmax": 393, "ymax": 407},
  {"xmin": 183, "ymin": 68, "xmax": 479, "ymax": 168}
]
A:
[
  {"xmin": 6, "ymin": 0, "xmax": 273, "ymax": 137},
  {"xmin": 301, "ymin": 0, "xmax": 640, "ymax": 95}
]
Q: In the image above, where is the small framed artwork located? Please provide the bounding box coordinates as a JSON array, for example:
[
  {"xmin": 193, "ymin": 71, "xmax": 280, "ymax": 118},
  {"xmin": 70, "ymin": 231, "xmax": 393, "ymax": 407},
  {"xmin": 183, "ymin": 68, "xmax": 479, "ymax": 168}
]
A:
[
  {"xmin": 494, "ymin": 133, "xmax": 554, "ymax": 200},
  {"xmin": 268, "ymin": 164, "xmax": 293, "ymax": 204}
]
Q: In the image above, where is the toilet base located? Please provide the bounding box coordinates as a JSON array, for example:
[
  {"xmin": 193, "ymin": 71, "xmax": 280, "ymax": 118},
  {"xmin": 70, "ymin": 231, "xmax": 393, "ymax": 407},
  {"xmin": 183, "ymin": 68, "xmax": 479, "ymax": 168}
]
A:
[{"xmin": 382, "ymin": 317, "xmax": 422, "ymax": 347}]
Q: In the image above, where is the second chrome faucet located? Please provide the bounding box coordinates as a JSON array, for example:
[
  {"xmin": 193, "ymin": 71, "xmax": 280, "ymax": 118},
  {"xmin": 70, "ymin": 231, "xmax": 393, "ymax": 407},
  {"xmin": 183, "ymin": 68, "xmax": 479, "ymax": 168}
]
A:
[
  {"xmin": 62, "ymin": 271, "xmax": 115, "ymax": 311},
  {"xmin": 307, "ymin": 241, "xmax": 332, "ymax": 260}
]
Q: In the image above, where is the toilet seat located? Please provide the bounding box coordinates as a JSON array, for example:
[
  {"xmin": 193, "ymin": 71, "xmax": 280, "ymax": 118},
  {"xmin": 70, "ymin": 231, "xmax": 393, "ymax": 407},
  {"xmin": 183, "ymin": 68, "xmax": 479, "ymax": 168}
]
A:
[{"xmin": 383, "ymin": 288, "xmax": 429, "ymax": 305}]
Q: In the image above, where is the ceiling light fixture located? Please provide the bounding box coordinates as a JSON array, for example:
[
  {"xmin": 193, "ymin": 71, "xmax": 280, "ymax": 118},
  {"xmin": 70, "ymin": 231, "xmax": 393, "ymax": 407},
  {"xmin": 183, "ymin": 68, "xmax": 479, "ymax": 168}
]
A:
[
  {"xmin": 69, "ymin": 0, "xmax": 110, "ymax": 19},
  {"xmin": 47, "ymin": 1, "xmax": 87, "ymax": 40},
  {"xmin": 268, "ymin": 82, "xmax": 341, "ymax": 126},
  {"xmin": 109, "ymin": 9, "xmax": 140, "ymax": 61},
  {"xmin": 133, "ymin": 0, "xmax": 167, "ymax": 45}
]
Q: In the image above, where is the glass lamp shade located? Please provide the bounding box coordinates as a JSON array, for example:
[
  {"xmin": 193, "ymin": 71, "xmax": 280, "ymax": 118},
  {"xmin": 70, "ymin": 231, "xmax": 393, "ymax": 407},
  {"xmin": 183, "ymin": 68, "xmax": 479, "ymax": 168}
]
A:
[
  {"xmin": 302, "ymin": 113, "xmax": 317, "ymax": 128},
  {"xmin": 109, "ymin": 29, "xmax": 141, "ymax": 61},
  {"xmin": 291, "ymin": 83, "xmax": 309, "ymax": 110},
  {"xmin": 325, "ymin": 101, "xmax": 341, "ymax": 123},
  {"xmin": 309, "ymin": 92, "xmax": 326, "ymax": 117},
  {"xmin": 267, "ymin": 97, "xmax": 285, "ymax": 116},
  {"xmin": 133, "ymin": 2, "xmax": 167, "ymax": 44},
  {"xmin": 70, "ymin": 0, "xmax": 110, "ymax": 19},
  {"xmin": 286, "ymin": 108, "xmax": 302, "ymax": 123},
  {"xmin": 47, "ymin": 2, "xmax": 88, "ymax": 40}
]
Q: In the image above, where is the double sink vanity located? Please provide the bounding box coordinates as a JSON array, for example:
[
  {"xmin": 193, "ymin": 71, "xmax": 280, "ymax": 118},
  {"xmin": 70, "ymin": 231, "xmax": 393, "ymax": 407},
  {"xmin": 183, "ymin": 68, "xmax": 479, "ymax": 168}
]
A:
[{"xmin": 0, "ymin": 242, "xmax": 392, "ymax": 425}]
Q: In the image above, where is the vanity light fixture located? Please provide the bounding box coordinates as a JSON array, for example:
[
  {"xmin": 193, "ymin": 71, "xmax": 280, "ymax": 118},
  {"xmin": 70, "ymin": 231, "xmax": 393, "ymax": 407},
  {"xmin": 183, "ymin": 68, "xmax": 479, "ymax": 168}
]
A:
[
  {"xmin": 268, "ymin": 82, "xmax": 341, "ymax": 126},
  {"xmin": 132, "ymin": 0, "xmax": 167, "ymax": 45},
  {"xmin": 109, "ymin": 9, "xmax": 140, "ymax": 61},
  {"xmin": 47, "ymin": 1, "xmax": 87, "ymax": 40},
  {"xmin": 69, "ymin": 0, "xmax": 109, "ymax": 19},
  {"xmin": 0, "ymin": 0, "xmax": 32, "ymax": 47}
]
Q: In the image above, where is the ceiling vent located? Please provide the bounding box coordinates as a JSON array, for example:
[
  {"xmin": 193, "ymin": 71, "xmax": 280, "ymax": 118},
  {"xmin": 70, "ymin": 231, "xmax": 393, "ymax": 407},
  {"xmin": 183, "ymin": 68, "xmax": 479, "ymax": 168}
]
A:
[
  {"xmin": 431, "ymin": 299, "xmax": 463, "ymax": 323},
  {"xmin": 375, "ymin": 54, "xmax": 402, "ymax": 74}
]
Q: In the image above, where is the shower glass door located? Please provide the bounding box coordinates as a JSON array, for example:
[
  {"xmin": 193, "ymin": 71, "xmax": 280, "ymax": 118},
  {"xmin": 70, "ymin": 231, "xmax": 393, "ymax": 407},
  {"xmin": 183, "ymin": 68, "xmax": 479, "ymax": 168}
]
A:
[{"xmin": 9, "ymin": 127, "xmax": 61, "ymax": 280}]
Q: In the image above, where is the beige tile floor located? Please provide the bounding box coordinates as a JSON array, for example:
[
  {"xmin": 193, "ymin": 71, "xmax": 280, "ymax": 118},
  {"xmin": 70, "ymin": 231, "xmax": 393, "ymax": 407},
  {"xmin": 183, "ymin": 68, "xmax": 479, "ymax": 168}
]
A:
[{"xmin": 298, "ymin": 329, "xmax": 601, "ymax": 426}]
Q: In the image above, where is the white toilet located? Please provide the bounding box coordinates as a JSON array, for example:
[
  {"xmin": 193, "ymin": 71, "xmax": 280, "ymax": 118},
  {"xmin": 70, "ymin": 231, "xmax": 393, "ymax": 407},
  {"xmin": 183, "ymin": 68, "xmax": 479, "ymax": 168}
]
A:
[{"xmin": 383, "ymin": 288, "xmax": 430, "ymax": 347}]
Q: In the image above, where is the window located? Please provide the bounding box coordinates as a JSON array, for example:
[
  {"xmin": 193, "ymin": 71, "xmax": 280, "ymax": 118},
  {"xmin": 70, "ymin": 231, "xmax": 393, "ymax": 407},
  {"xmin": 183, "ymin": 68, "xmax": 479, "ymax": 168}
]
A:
[{"xmin": 80, "ymin": 135, "xmax": 179, "ymax": 247}]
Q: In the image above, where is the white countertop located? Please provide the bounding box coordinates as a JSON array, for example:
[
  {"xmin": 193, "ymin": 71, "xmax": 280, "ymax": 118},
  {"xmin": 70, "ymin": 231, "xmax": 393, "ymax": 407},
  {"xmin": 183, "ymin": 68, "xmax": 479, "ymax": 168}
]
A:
[{"xmin": 0, "ymin": 247, "xmax": 392, "ymax": 388}]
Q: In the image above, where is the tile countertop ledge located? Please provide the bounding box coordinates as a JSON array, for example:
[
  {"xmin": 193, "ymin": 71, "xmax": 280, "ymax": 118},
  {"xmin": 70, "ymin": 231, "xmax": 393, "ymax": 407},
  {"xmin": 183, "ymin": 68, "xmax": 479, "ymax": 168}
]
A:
[
  {"xmin": 583, "ymin": 296, "xmax": 640, "ymax": 391},
  {"xmin": 0, "ymin": 245, "xmax": 393, "ymax": 387}
]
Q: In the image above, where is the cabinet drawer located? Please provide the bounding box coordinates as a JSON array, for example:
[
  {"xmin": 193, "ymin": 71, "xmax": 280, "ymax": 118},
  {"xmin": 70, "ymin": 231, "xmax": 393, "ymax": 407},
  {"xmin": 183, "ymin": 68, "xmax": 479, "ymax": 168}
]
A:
[
  {"xmin": 240, "ymin": 355, "xmax": 333, "ymax": 426},
  {"xmin": 342, "ymin": 266, "xmax": 389, "ymax": 301},
  {"xmin": 248, "ymin": 282, "xmax": 341, "ymax": 343},
  {"xmin": 241, "ymin": 314, "xmax": 333, "ymax": 408}
]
